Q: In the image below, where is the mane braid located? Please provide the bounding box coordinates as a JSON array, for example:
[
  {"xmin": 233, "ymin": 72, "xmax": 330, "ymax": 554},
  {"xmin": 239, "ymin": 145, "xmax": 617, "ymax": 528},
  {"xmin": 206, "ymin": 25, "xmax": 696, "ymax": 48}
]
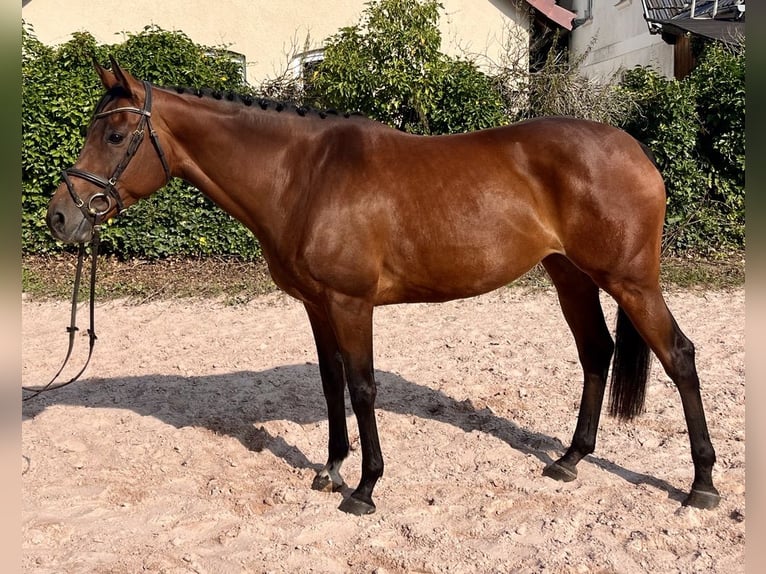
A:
[{"xmin": 163, "ymin": 84, "xmax": 364, "ymax": 120}]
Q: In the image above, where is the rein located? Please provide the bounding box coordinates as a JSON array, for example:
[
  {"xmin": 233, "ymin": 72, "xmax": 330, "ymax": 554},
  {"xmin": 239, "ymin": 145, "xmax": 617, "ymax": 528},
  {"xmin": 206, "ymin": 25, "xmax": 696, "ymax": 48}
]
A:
[
  {"xmin": 22, "ymin": 231, "xmax": 101, "ymax": 401},
  {"xmin": 23, "ymin": 81, "xmax": 170, "ymax": 401}
]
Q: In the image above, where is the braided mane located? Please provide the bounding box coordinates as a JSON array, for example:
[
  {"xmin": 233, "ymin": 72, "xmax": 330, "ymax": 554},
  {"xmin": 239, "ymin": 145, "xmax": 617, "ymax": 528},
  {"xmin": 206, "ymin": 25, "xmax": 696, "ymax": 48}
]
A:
[{"xmin": 167, "ymin": 85, "xmax": 362, "ymax": 120}]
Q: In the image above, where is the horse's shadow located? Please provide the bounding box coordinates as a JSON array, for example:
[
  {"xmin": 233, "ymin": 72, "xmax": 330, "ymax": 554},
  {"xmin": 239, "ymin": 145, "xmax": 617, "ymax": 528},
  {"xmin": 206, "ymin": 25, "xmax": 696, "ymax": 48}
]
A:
[{"xmin": 21, "ymin": 364, "xmax": 686, "ymax": 502}]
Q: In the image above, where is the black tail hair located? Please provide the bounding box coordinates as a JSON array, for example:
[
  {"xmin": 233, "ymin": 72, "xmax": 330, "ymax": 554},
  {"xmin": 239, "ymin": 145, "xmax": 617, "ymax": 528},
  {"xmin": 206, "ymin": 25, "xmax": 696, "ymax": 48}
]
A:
[{"xmin": 608, "ymin": 307, "xmax": 652, "ymax": 420}]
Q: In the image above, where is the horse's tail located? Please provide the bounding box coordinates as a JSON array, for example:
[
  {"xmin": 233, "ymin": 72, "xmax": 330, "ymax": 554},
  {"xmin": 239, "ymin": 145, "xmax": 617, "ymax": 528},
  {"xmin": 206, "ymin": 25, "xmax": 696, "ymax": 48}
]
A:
[{"xmin": 608, "ymin": 307, "xmax": 652, "ymax": 420}]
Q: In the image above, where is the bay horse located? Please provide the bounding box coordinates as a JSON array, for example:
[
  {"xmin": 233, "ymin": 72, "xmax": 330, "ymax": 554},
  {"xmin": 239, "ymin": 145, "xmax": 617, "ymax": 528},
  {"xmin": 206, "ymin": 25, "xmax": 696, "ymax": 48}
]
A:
[{"xmin": 46, "ymin": 58, "xmax": 720, "ymax": 515}]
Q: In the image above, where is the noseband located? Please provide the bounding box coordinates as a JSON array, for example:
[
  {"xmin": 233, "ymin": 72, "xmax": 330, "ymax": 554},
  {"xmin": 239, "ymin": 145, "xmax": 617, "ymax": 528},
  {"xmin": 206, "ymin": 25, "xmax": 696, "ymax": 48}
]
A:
[{"xmin": 62, "ymin": 80, "xmax": 171, "ymax": 224}]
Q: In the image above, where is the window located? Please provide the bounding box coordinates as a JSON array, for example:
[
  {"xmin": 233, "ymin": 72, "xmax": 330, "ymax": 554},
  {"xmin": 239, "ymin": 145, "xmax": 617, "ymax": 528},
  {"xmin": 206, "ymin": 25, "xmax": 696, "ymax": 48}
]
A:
[
  {"xmin": 288, "ymin": 49, "xmax": 325, "ymax": 88},
  {"xmin": 205, "ymin": 49, "xmax": 247, "ymax": 83}
]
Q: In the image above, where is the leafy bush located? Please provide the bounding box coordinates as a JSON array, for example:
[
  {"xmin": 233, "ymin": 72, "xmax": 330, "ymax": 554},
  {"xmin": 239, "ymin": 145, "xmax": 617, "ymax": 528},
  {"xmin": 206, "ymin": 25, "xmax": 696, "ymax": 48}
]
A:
[
  {"xmin": 308, "ymin": 0, "xmax": 506, "ymax": 134},
  {"xmin": 22, "ymin": 23, "xmax": 261, "ymax": 259},
  {"xmin": 620, "ymin": 41, "xmax": 745, "ymax": 254}
]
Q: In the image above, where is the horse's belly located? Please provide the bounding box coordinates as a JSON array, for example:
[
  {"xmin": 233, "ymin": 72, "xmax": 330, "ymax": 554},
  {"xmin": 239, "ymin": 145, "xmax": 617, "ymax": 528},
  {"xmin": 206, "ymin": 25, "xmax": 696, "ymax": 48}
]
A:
[{"xmin": 375, "ymin": 242, "xmax": 551, "ymax": 304}]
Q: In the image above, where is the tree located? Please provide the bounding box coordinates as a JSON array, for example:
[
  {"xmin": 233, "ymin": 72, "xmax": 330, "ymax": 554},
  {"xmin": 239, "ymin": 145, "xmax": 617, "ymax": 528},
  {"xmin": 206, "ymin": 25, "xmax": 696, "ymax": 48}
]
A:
[{"xmin": 308, "ymin": 0, "xmax": 506, "ymax": 134}]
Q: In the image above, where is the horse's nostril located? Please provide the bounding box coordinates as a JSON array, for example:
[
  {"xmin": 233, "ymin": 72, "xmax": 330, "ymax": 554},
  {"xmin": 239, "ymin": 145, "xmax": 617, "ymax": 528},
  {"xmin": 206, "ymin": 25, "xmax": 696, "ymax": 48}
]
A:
[{"xmin": 47, "ymin": 209, "xmax": 65, "ymax": 232}]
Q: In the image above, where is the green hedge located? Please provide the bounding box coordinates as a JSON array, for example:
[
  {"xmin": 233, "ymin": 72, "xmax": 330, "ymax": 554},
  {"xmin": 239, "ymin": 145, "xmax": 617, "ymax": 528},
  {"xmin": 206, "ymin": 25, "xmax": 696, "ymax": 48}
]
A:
[
  {"xmin": 22, "ymin": 23, "xmax": 262, "ymax": 260},
  {"xmin": 619, "ymin": 42, "xmax": 745, "ymax": 255}
]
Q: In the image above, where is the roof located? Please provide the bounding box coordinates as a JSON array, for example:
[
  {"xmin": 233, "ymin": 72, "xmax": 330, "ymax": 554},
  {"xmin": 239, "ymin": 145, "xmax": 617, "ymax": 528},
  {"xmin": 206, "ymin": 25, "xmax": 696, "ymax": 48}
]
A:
[
  {"xmin": 642, "ymin": 0, "xmax": 692, "ymax": 22},
  {"xmin": 642, "ymin": 0, "xmax": 745, "ymax": 43},
  {"xmin": 524, "ymin": 0, "xmax": 576, "ymax": 31}
]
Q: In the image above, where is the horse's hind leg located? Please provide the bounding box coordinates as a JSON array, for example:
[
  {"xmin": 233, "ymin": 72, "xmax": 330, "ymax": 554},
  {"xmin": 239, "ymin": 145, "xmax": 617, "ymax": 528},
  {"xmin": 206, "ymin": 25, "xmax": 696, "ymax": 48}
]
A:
[
  {"xmin": 605, "ymin": 279, "xmax": 720, "ymax": 509},
  {"xmin": 305, "ymin": 303, "xmax": 349, "ymax": 493},
  {"xmin": 540, "ymin": 254, "xmax": 615, "ymax": 481}
]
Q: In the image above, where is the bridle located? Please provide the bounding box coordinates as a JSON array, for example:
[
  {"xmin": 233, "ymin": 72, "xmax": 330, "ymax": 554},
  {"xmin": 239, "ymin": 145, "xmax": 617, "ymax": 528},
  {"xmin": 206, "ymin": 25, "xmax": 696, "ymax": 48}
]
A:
[
  {"xmin": 62, "ymin": 80, "xmax": 171, "ymax": 222},
  {"xmin": 22, "ymin": 81, "xmax": 170, "ymax": 401}
]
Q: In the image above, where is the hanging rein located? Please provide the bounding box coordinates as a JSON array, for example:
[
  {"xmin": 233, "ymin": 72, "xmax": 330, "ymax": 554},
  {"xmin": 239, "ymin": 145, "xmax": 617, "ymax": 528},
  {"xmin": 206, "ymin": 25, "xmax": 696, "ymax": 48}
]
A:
[{"xmin": 22, "ymin": 81, "xmax": 170, "ymax": 401}]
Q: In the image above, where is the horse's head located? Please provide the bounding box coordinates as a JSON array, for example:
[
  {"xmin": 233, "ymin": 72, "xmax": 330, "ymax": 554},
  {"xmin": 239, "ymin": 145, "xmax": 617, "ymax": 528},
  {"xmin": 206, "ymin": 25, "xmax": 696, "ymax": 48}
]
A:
[{"xmin": 47, "ymin": 57, "xmax": 171, "ymax": 243}]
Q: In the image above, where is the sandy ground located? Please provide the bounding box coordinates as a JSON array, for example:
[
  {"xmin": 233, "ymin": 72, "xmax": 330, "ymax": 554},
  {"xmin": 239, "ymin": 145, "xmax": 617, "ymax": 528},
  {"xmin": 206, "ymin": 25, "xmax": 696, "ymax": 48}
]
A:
[{"xmin": 21, "ymin": 286, "xmax": 745, "ymax": 573}]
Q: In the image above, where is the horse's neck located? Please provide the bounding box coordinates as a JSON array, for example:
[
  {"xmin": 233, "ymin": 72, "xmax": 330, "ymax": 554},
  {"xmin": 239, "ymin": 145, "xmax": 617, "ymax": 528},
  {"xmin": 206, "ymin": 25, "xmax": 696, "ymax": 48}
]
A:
[{"xmin": 164, "ymin": 94, "xmax": 311, "ymax": 248}]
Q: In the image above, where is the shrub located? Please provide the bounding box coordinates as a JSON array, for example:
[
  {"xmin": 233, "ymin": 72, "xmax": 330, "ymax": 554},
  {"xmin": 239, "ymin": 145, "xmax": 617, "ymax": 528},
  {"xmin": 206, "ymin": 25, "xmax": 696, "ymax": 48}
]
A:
[
  {"xmin": 620, "ymin": 40, "xmax": 745, "ymax": 254},
  {"xmin": 308, "ymin": 0, "xmax": 507, "ymax": 134},
  {"xmin": 485, "ymin": 28, "xmax": 635, "ymax": 125}
]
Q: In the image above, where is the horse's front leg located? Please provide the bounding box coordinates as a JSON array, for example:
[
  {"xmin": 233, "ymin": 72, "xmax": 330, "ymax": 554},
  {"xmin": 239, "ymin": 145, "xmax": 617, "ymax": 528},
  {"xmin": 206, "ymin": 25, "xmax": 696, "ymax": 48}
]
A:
[
  {"xmin": 323, "ymin": 295, "xmax": 383, "ymax": 515},
  {"xmin": 304, "ymin": 303, "xmax": 349, "ymax": 493}
]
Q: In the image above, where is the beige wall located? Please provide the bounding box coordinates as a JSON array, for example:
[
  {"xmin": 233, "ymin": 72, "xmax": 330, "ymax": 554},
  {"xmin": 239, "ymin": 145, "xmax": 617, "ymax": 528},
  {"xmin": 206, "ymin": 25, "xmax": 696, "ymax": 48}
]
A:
[
  {"xmin": 22, "ymin": 0, "xmax": 529, "ymax": 84},
  {"xmin": 569, "ymin": 0, "xmax": 673, "ymax": 79}
]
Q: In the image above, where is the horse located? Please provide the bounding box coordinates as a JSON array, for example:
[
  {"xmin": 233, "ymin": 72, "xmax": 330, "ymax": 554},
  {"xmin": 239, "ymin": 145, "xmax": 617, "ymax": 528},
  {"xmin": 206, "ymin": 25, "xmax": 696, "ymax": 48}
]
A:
[{"xmin": 46, "ymin": 57, "xmax": 720, "ymax": 515}]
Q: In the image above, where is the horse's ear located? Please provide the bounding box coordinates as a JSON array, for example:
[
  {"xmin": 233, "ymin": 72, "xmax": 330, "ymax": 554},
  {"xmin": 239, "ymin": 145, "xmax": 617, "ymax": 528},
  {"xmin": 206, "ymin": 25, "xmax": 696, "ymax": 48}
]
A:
[
  {"xmin": 94, "ymin": 55, "xmax": 140, "ymax": 96},
  {"xmin": 93, "ymin": 57, "xmax": 119, "ymax": 90},
  {"xmin": 108, "ymin": 55, "xmax": 136, "ymax": 94}
]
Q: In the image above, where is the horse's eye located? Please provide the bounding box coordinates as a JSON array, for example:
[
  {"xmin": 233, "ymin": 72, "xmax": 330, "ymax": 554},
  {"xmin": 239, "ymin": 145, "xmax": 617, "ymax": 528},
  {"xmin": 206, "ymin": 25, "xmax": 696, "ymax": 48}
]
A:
[{"xmin": 108, "ymin": 132, "xmax": 125, "ymax": 144}]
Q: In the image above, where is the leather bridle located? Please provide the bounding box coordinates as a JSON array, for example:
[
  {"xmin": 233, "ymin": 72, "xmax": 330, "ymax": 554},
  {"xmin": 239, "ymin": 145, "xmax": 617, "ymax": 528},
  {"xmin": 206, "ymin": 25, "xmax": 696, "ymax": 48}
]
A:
[
  {"xmin": 62, "ymin": 80, "xmax": 171, "ymax": 224},
  {"xmin": 22, "ymin": 81, "xmax": 171, "ymax": 401}
]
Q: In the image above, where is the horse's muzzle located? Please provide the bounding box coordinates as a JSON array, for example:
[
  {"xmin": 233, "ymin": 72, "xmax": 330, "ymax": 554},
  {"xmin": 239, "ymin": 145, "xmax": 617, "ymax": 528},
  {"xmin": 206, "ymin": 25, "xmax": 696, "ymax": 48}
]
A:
[{"xmin": 46, "ymin": 199, "xmax": 95, "ymax": 244}]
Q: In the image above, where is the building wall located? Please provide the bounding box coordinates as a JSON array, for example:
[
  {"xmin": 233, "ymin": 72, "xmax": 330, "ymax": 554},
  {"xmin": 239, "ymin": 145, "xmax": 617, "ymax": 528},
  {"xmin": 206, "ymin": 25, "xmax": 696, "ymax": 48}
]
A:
[
  {"xmin": 568, "ymin": 0, "xmax": 673, "ymax": 79},
  {"xmin": 22, "ymin": 0, "xmax": 529, "ymax": 84}
]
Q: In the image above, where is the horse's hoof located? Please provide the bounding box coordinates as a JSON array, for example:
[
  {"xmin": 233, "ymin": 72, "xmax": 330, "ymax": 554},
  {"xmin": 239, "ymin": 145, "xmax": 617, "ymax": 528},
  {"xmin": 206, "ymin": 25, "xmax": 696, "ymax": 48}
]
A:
[
  {"xmin": 683, "ymin": 488, "xmax": 721, "ymax": 510},
  {"xmin": 338, "ymin": 495, "xmax": 376, "ymax": 516},
  {"xmin": 542, "ymin": 460, "xmax": 578, "ymax": 482},
  {"xmin": 311, "ymin": 473, "xmax": 344, "ymax": 493}
]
